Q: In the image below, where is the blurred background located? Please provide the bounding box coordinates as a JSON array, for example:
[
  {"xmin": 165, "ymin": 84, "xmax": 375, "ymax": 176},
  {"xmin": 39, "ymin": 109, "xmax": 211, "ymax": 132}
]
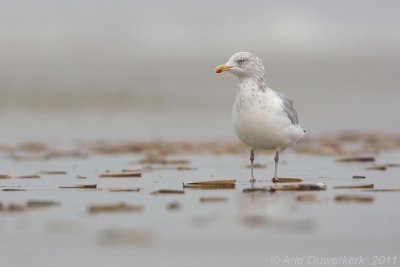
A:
[{"xmin": 1, "ymin": 0, "xmax": 399, "ymax": 142}]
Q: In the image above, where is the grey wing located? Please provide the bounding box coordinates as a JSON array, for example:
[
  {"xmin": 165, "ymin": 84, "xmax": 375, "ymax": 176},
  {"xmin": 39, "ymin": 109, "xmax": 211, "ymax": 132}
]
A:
[{"xmin": 276, "ymin": 92, "xmax": 299, "ymax": 125}]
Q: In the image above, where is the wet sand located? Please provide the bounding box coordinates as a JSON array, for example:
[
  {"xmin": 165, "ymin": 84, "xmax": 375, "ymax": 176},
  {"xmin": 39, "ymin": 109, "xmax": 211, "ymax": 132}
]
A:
[{"xmin": 1, "ymin": 133, "xmax": 400, "ymax": 267}]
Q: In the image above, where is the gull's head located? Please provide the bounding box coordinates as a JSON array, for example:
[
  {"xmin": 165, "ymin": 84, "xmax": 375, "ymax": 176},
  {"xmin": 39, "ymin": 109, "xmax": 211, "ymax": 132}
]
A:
[{"xmin": 214, "ymin": 52, "xmax": 265, "ymax": 79}]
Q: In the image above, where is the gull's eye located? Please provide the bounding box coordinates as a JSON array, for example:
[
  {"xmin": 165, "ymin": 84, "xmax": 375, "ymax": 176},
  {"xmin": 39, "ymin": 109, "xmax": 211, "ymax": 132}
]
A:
[{"xmin": 237, "ymin": 59, "xmax": 246, "ymax": 64}]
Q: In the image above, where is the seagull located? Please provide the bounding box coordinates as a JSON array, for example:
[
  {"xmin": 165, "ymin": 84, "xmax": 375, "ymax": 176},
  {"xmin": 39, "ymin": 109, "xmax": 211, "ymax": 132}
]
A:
[{"xmin": 214, "ymin": 52, "xmax": 305, "ymax": 183}]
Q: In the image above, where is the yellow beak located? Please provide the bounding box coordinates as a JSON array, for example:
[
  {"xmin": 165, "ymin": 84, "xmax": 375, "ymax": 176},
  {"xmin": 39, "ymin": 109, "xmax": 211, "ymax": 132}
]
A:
[{"xmin": 214, "ymin": 64, "xmax": 232, "ymax": 73}]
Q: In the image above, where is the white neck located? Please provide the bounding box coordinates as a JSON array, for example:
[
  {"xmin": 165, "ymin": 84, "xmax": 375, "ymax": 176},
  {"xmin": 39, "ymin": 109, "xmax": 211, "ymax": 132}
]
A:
[{"xmin": 238, "ymin": 76, "xmax": 268, "ymax": 93}]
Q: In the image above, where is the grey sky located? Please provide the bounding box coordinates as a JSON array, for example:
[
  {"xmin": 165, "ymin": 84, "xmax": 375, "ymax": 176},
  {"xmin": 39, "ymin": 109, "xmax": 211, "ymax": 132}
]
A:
[{"xmin": 2, "ymin": 0, "xmax": 399, "ymax": 61}]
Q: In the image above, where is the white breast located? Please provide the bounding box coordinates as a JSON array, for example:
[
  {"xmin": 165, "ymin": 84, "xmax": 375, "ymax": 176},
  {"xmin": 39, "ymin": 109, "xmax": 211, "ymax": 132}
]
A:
[{"xmin": 232, "ymin": 84, "xmax": 304, "ymax": 150}]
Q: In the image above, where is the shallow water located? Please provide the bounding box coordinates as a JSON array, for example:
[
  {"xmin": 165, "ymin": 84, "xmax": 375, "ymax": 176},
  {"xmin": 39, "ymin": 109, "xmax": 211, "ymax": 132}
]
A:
[{"xmin": 1, "ymin": 141, "xmax": 399, "ymax": 267}]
